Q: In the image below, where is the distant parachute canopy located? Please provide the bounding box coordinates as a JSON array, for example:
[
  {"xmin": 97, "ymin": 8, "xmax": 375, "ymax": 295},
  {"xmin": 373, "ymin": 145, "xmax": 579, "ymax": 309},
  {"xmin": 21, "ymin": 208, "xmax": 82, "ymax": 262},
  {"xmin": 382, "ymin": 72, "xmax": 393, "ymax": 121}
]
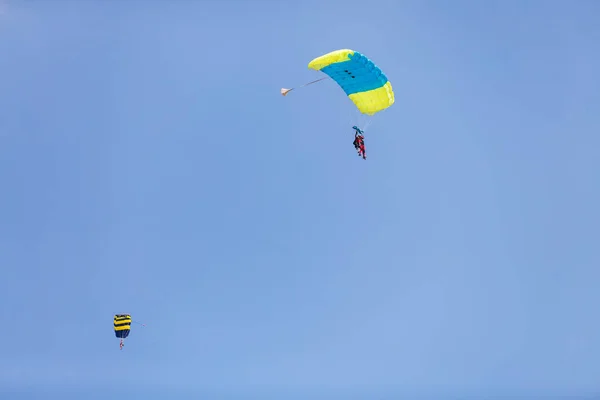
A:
[
  {"xmin": 307, "ymin": 49, "xmax": 394, "ymax": 116},
  {"xmin": 114, "ymin": 314, "xmax": 131, "ymax": 339}
]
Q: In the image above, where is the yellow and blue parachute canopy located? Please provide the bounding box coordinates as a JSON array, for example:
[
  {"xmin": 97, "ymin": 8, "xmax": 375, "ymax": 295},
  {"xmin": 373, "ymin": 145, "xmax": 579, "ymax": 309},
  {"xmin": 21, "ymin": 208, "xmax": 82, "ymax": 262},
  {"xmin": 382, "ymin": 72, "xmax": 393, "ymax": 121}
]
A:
[
  {"xmin": 308, "ymin": 49, "xmax": 394, "ymax": 116},
  {"xmin": 114, "ymin": 314, "xmax": 131, "ymax": 339}
]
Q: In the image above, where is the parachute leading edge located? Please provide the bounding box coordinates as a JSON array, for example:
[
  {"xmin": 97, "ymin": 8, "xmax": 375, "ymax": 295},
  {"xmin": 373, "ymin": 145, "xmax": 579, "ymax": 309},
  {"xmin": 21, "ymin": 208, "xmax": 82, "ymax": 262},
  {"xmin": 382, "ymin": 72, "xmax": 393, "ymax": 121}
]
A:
[{"xmin": 308, "ymin": 49, "xmax": 394, "ymax": 115}]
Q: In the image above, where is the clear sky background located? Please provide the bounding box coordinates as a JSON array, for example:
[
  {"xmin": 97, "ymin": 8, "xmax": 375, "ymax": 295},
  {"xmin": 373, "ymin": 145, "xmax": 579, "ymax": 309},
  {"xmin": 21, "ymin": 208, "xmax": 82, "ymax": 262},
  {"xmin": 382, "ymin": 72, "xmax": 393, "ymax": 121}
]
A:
[{"xmin": 1, "ymin": 1, "xmax": 599, "ymax": 399}]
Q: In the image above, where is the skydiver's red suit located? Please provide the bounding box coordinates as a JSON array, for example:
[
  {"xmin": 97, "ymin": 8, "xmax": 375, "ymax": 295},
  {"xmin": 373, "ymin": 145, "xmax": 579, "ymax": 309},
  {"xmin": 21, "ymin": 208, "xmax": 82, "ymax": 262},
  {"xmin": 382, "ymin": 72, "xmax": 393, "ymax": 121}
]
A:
[{"xmin": 353, "ymin": 132, "xmax": 366, "ymax": 159}]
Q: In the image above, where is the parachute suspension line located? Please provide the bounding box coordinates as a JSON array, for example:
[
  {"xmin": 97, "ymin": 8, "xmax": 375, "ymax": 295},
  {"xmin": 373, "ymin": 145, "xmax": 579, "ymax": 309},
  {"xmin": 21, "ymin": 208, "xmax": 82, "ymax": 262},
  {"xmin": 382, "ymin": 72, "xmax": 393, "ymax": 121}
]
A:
[
  {"xmin": 363, "ymin": 116, "xmax": 374, "ymax": 132},
  {"xmin": 348, "ymin": 107, "xmax": 372, "ymax": 135},
  {"xmin": 280, "ymin": 77, "xmax": 329, "ymax": 96}
]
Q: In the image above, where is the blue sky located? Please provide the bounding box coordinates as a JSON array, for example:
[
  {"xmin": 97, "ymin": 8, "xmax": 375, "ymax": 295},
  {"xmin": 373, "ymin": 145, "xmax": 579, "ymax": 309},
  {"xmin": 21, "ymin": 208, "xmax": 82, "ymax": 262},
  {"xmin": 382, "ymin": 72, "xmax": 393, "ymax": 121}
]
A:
[{"xmin": 0, "ymin": 0, "xmax": 599, "ymax": 398}]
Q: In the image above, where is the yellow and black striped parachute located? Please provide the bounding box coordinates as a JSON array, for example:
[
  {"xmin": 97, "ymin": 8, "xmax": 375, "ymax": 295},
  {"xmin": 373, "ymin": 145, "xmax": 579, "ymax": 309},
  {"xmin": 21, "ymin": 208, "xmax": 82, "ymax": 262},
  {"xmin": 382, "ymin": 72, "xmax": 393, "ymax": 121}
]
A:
[{"xmin": 114, "ymin": 314, "xmax": 131, "ymax": 339}]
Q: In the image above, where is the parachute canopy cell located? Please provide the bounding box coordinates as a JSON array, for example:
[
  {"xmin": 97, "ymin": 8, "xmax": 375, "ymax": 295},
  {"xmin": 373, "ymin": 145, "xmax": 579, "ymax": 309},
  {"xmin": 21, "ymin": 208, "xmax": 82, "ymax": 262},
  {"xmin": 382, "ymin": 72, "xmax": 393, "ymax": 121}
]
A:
[
  {"xmin": 114, "ymin": 314, "xmax": 131, "ymax": 339},
  {"xmin": 308, "ymin": 49, "xmax": 394, "ymax": 116}
]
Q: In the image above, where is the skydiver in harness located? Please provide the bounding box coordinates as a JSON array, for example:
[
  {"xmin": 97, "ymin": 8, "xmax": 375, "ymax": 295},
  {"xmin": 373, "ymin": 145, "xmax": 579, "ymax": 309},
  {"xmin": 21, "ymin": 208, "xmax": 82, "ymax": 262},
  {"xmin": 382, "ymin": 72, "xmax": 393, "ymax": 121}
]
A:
[
  {"xmin": 120, "ymin": 339, "xmax": 124, "ymax": 350},
  {"xmin": 352, "ymin": 126, "xmax": 366, "ymax": 159}
]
